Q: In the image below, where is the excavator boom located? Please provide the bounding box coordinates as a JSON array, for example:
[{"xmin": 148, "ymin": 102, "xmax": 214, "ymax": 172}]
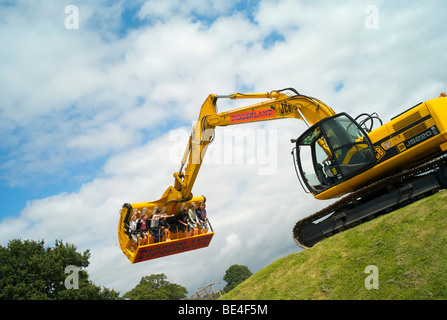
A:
[
  {"xmin": 175, "ymin": 89, "xmax": 336, "ymax": 202},
  {"xmin": 118, "ymin": 88, "xmax": 337, "ymax": 263}
]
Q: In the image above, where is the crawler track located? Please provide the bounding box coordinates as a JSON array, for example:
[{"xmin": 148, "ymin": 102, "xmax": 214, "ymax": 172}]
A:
[{"xmin": 293, "ymin": 155, "xmax": 447, "ymax": 248}]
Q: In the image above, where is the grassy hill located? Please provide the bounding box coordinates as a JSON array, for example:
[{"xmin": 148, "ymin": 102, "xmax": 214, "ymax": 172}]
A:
[{"xmin": 221, "ymin": 190, "xmax": 447, "ymax": 300}]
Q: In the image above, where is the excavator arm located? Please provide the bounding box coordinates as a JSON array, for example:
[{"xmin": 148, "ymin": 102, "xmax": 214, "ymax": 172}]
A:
[
  {"xmin": 118, "ymin": 88, "xmax": 337, "ymax": 263},
  {"xmin": 171, "ymin": 88, "xmax": 336, "ymax": 204}
]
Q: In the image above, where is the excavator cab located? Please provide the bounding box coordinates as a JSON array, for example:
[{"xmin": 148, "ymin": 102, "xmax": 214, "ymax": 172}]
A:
[{"xmin": 294, "ymin": 113, "xmax": 376, "ymax": 195}]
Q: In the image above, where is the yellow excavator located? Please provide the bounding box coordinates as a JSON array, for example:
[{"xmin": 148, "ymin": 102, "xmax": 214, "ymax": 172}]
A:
[{"xmin": 118, "ymin": 88, "xmax": 447, "ymax": 263}]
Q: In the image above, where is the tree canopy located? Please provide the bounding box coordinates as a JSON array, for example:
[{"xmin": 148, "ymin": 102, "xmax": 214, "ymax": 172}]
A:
[
  {"xmin": 223, "ymin": 264, "xmax": 252, "ymax": 293},
  {"xmin": 123, "ymin": 273, "xmax": 188, "ymax": 300},
  {"xmin": 1, "ymin": 238, "xmax": 252, "ymax": 300},
  {"xmin": 0, "ymin": 239, "xmax": 119, "ymax": 300}
]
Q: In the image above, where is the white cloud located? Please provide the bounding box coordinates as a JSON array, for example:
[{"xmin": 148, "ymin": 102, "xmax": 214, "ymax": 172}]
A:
[{"xmin": 1, "ymin": 0, "xmax": 446, "ymax": 295}]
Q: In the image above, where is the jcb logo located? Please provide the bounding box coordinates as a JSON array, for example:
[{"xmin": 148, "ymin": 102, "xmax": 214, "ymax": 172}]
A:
[
  {"xmin": 374, "ymin": 146, "xmax": 385, "ymax": 162},
  {"xmin": 280, "ymin": 103, "xmax": 293, "ymax": 115}
]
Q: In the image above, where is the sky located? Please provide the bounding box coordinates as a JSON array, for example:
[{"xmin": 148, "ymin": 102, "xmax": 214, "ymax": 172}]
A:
[{"xmin": 0, "ymin": 0, "xmax": 446, "ymax": 296}]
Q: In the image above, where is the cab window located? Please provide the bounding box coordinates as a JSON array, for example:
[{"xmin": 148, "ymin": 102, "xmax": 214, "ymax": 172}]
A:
[{"xmin": 297, "ymin": 114, "xmax": 375, "ymax": 194}]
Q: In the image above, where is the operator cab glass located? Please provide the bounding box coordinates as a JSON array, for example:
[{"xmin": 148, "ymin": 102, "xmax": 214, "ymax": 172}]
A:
[{"xmin": 295, "ymin": 113, "xmax": 375, "ymax": 195}]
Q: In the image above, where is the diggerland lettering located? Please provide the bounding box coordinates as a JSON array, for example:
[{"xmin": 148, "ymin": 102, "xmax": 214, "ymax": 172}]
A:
[
  {"xmin": 135, "ymin": 235, "xmax": 213, "ymax": 262},
  {"xmin": 230, "ymin": 108, "xmax": 274, "ymax": 123}
]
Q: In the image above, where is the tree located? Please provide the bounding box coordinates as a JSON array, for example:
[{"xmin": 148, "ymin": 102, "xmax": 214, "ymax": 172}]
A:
[
  {"xmin": 0, "ymin": 239, "xmax": 120, "ymax": 300},
  {"xmin": 223, "ymin": 264, "xmax": 252, "ymax": 293},
  {"xmin": 123, "ymin": 273, "xmax": 187, "ymax": 300}
]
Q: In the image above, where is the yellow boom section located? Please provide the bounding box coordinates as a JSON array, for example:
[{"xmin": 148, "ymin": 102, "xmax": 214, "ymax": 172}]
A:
[{"xmin": 173, "ymin": 90, "xmax": 336, "ymax": 204}]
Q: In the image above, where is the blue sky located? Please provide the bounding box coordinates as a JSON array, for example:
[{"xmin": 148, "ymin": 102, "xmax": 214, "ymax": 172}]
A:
[
  {"xmin": 0, "ymin": 0, "xmax": 280, "ymax": 222},
  {"xmin": 1, "ymin": 0, "xmax": 446, "ymax": 295}
]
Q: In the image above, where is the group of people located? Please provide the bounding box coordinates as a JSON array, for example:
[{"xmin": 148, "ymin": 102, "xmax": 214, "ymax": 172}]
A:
[
  {"xmin": 128, "ymin": 200, "xmax": 210, "ymax": 249},
  {"xmin": 177, "ymin": 201, "xmax": 210, "ymax": 237}
]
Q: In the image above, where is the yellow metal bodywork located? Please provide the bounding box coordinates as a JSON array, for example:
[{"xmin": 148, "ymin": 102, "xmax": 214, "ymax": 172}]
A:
[
  {"xmin": 173, "ymin": 92, "xmax": 336, "ymax": 202},
  {"xmin": 316, "ymin": 97, "xmax": 447, "ymax": 199}
]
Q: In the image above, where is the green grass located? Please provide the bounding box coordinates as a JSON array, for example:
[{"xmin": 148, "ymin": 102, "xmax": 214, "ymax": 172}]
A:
[{"xmin": 221, "ymin": 190, "xmax": 447, "ymax": 300}]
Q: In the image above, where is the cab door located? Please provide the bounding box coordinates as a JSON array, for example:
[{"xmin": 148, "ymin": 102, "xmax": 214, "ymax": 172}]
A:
[{"xmin": 295, "ymin": 113, "xmax": 376, "ymax": 195}]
